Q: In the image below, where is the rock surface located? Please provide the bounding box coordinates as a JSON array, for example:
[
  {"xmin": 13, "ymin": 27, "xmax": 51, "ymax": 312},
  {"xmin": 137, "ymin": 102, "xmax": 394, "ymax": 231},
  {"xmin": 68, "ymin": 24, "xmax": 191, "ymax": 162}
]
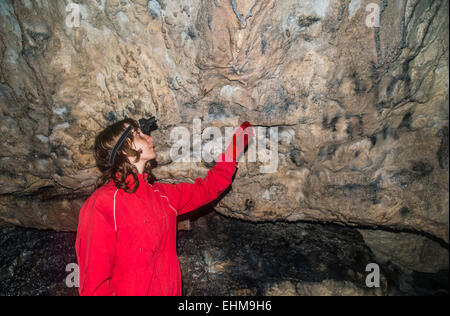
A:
[
  {"xmin": 1, "ymin": 212, "xmax": 448, "ymax": 296},
  {"xmin": 359, "ymin": 229, "xmax": 449, "ymax": 273},
  {"xmin": 0, "ymin": 0, "xmax": 448, "ymax": 244},
  {"xmin": 178, "ymin": 212, "xmax": 387, "ymax": 296}
]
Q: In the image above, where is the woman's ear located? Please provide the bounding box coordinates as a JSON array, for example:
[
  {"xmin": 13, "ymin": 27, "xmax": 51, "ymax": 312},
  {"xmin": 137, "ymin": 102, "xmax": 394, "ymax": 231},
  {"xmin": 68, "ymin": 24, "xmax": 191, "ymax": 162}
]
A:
[
  {"xmin": 129, "ymin": 131, "xmax": 138, "ymax": 150},
  {"xmin": 130, "ymin": 139, "xmax": 136, "ymax": 151}
]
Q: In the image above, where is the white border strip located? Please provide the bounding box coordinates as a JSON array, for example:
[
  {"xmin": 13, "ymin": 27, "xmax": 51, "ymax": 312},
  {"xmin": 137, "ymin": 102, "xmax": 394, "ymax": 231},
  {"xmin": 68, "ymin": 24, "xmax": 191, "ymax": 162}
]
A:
[{"xmin": 113, "ymin": 188, "xmax": 119, "ymax": 232}]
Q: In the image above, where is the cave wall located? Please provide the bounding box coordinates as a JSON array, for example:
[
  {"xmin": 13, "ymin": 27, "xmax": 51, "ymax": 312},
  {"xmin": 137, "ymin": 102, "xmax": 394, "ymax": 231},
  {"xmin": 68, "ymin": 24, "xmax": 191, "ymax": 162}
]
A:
[{"xmin": 0, "ymin": 0, "xmax": 448, "ymax": 242}]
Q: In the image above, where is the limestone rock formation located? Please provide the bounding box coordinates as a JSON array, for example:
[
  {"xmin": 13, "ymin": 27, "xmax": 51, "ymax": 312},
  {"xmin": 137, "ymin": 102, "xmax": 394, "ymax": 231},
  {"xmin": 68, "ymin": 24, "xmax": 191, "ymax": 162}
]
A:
[
  {"xmin": 0, "ymin": 0, "xmax": 448, "ymax": 244},
  {"xmin": 359, "ymin": 229, "xmax": 448, "ymax": 273},
  {"xmin": 3, "ymin": 212, "xmax": 446, "ymax": 296}
]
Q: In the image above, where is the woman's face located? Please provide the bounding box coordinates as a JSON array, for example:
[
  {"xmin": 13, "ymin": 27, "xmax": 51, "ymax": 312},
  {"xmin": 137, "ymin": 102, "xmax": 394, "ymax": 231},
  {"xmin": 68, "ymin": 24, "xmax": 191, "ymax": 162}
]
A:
[{"xmin": 128, "ymin": 125, "xmax": 156, "ymax": 161}]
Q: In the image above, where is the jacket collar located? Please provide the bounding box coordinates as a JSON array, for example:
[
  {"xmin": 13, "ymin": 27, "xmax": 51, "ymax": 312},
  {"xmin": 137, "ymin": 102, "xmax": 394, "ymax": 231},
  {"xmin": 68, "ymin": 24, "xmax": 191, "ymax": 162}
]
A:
[
  {"xmin": 125, "ymin": 172, "xmax": 147, "ymax": 187},
  {"xmin": 108, "ymin": 172, "xmax": 150, "ymax": 191}
]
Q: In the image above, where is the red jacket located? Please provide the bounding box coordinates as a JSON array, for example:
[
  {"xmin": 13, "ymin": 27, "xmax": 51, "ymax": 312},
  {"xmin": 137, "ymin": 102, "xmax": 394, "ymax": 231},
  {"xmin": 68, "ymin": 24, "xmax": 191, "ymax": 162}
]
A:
[{"xmin": 75, "ymin": 154, "xmax": 237, "ymax": 296}]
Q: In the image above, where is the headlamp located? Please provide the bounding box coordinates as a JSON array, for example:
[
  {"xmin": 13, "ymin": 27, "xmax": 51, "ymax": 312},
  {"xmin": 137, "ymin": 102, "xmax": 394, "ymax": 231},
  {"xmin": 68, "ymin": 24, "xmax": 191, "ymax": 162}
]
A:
[{"xmin": 138, "ymin": 116, "xmax": 158, "ymax": 136}]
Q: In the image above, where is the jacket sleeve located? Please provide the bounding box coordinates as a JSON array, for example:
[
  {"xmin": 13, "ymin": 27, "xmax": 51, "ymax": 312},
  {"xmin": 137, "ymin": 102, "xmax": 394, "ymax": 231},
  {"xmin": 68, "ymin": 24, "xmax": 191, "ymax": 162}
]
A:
[
  {"xmin": 153, "ymin": 154, "xmax": 238, "ymax": 216},
  {"xmin": 75, "ymin": 192, "xmax": 116, "ymax": 296}
]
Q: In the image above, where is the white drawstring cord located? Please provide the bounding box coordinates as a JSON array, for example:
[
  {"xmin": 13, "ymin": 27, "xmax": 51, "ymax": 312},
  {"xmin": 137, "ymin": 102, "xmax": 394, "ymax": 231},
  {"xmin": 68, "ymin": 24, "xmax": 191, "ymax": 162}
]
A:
[
  {"xmin": 152, "ymin": 189, "xmax": 178, "ymax": 216},
  {"xmin": 112, "ymin": 183, "xmax": 177, "ymax": 233},
  {"xmin": 146, "ymin": 177, "xmax": 177, "ymax": 215}
]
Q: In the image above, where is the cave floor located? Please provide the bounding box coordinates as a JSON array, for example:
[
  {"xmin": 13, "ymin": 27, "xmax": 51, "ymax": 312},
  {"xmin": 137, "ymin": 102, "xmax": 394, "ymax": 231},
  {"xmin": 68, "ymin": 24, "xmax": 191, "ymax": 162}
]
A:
[{"xmin": 0, "ymin": 213, "xmax": 448, "ymax": 296}]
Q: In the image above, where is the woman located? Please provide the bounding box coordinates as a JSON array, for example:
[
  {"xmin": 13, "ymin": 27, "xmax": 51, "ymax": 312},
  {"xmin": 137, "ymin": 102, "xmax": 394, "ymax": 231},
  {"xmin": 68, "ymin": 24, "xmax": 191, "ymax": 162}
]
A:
[{"xmin": 75, "ymin": 118, "xmax": 253, "ymax": 296}]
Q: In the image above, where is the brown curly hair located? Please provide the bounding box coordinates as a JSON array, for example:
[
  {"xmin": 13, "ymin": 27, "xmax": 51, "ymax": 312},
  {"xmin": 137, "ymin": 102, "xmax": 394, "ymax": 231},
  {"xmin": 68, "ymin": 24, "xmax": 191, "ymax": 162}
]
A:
[{"xmin": 94, "ymin": 118, "xmax": 156, "ymax": 193}]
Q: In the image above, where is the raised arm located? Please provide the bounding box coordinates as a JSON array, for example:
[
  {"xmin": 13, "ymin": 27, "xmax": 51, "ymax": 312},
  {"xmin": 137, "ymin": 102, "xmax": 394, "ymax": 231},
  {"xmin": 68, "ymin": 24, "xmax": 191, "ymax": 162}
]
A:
[{"xmin": 153, "ymin": 122, "xmax": 254, "ymax": 216}]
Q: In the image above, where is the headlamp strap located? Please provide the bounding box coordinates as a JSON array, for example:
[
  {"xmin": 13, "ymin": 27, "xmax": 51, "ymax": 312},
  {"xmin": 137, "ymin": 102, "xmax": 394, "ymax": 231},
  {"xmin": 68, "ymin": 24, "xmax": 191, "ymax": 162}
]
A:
[{"xmin": 109, "ymin": 126, "xmax": 133, "ymax": 165}]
